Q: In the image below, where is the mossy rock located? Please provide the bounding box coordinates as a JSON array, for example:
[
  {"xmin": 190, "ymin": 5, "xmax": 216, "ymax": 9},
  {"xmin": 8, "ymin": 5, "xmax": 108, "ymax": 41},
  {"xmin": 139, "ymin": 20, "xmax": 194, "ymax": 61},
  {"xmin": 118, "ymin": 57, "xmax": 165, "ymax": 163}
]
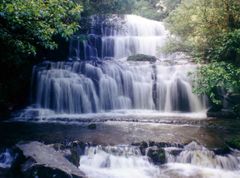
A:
[
  {"xmin": 127, "ymin": 54, "xmax": 157, "ymax": 62},
  {"xmin": 227, "ymin": 137, "xmax": 240, "ymax": 149},
  {"xmin": 147, "ymin": 147, "xmax": 166, "ymax": 165}
]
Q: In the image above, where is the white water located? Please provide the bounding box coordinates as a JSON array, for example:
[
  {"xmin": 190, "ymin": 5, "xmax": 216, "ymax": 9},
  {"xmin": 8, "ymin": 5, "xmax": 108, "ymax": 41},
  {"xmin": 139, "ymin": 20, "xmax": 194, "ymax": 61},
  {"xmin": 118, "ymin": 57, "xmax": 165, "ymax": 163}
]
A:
[
  {"xmin": 0, "ymin": 149, "xmax": 15, "ymax": 169},
  {"xmin": 30, "ymin": 59, "xmax": 206, "ymax": 114},
  {"xmin": 70, "ymin": 15, "xmax": 168, "ymax": 60},
  {"xmin": 102, "ymin": 15, "xmax": 168, "ymax": 59},
  {"xmin": 79, "ymin": 142, "xmax": 240, "ymax": 178},
  {"xmin": 80, "ymin": 145, "xmax": 161, "ymax": 178}
]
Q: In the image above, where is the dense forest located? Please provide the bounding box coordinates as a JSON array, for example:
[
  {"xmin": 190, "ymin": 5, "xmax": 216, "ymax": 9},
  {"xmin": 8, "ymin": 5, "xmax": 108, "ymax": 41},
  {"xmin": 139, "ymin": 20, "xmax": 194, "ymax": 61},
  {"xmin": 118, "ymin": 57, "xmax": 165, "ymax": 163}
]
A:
[{"xmin": 0, "ymin": 0, "xmax": 240, "ymax": 117}]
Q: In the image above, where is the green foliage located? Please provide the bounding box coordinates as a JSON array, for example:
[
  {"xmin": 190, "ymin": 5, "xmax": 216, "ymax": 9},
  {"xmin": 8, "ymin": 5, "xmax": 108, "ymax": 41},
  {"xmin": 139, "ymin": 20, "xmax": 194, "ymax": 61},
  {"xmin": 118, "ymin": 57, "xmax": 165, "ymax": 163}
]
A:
[
  {"xmin": 0, "ymin": 0, "xmax": 82, "ymax": 55},
  {"xmin": 207, "ymin": 29, "xmax": 240, "ymax": 62},
  {"xmin": 0, "ymin": 0, "xmax": 82, "ymax": 117},
  {"xmin": 76, "ymin": 0, "xmax": 180, "ymax": 21},
  {"xmin": 165, "ymin": 0, "xmax": 208, "ymax": 54},
  {"xmin": 227, "ymin": 136, "xmax": 240, "ymax": 149},
  {"xmin": 165, "ymin": 0, "xmax": 240, "ymax": 112},
  {"xmin": 159, "ymin": 36, "xmax": 196, "ymax": 55},
  {"xmin": 165, "ymin": 0, "xmax": 240, "ymax": 60},
  {"xmin": 132, "ymin": 0, "xmax": 180, "ymax": 20},
  {"xmin": 132, "ymin": 0, "xmax": 161, "ymax": 20},
  {"xmin": 77, "ymin": 0, "xmax": 136, "ymax": 15},
  {"xmin": 193, "ymin": 62, "xmax": 240, "ymax": 104}
]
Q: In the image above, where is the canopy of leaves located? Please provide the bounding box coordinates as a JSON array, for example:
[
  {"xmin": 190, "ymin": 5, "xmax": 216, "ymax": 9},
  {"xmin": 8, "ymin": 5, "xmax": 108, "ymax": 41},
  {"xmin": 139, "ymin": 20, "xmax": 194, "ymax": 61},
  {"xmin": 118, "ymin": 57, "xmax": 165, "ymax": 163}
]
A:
[
  {"xmin": 0, "ymin": 0, "xmax": 82, "ymax": 56},
  {"xmin": 165, "ymin": 0, "xmax": 240, "ymax": 109},
  {"xmin": 76, "ymin": 0, "xmax": 136, "ymax": 15},
  {"xmin": 0, "ymin": 0, "xmax": 82, "ymax": 117},
  {"xmin": 75, "ymin": 0, "xmax": 180, "ymax": 21},
  {"xmin": 131, "ymin": 0, "xmax": 180, "ymax": 20},
  {"xmin": 193, "ymin": 62, "xmax": 240, "ymax": 104}
]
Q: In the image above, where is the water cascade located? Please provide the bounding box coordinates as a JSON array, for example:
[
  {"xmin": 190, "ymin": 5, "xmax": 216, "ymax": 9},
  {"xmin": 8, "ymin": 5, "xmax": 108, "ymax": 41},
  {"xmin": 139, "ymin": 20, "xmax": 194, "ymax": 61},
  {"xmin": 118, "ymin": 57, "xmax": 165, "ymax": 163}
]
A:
[
  {"xmin": 18, "ymin": 15, "xmax": 207, "ymax": 119},
  {"xmin": 0, "ymin": 149, "xmax": 15, "ymax": 169},
  {"xmin": 79, "ymin": 142, "xmax": 240, "ymax": 178},
  {"xmin": 69, "ymin": 15, "xmax": 168, "ymax": 60}
]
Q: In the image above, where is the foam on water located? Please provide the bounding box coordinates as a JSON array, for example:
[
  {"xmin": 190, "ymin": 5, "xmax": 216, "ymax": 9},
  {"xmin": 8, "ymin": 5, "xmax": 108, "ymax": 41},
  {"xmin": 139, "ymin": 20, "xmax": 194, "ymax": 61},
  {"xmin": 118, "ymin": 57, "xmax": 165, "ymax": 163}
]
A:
[
  {"xmin": 79, "ymin": 146, "xmax": 161, "ymax": 178},
  {"xmin": 79, "ymin": 142, "xmax": 240, "ymax": 178},
  {"xmin": 0, "ymin": 149, "xmax": 15, "ymax": 169}
]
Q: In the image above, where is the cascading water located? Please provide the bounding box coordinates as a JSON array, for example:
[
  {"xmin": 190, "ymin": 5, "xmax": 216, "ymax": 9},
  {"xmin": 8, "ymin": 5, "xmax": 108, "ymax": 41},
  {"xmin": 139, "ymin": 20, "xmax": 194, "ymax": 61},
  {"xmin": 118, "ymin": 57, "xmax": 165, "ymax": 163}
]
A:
[
  {"xmin": 16, "ymin": 15, "xmax": 207, "ymax": 120},
  {"xmin": 79, "ymin": 145, "xmax": 161, "ymax": 178},
  {"xmin": 69, "ymin": 15, "xmax": 168, "ymax": 60},
  {"xmin": 79, "ymin": 142, "xmax": 240, "ymax": 178},
  {"xmin": 0, "ymin": 149, "xmax": 16, "ymax": 169}
]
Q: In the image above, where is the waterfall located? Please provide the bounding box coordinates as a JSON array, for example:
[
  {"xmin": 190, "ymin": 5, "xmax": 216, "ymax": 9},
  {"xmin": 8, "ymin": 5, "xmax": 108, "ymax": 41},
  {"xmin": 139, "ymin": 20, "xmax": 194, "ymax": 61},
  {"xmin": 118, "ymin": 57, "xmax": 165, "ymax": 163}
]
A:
[
  {"xmin": 29, "ymin": 59, "xmax": 206, "ymax": 115},
  {"xmin": 69, "ymin": 15, "xmax": 168, "ymax": 60},
  {"xmin": 16, "ymin": 15, "xmax": 208, "ymax": 119}
]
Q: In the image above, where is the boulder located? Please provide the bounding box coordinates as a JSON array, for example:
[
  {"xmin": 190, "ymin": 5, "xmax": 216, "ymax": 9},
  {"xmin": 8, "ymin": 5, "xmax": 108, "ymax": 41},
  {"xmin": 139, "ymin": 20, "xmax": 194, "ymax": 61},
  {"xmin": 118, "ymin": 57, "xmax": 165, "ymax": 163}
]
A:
[
  {"xmin": 127, "ymin": 54, "xmax": 157, "ymax": 62},
  {"xmin": 147, "ymin": 146, "xmax": 166, "ymax": 165},
  {"xmin": 67, "ymin": 141, "xmax": 86, "ymax": 167},
  {"xmin": 213, "ymin": 146, "xmax": 231, "ymax": 155},
  {"xmin": 139, "ymin": 141, "xmax": 148, "ymax": 155},
  {"xmin": 16, "ymin": 141, "xmax": 85, "ymax": 178},
  {"xmin": 87, "ymin": 124, "xmax": 97, "ymax": 130}
]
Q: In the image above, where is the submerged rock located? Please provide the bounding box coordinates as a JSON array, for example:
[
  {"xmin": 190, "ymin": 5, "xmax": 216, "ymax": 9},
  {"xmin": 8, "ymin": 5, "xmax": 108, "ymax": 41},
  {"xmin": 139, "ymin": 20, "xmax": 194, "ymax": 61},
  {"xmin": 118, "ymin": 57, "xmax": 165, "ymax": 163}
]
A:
[
  {"xmin": 227, "ymin": 137, "xmax": 240, "ymax": 150},
  {"xmin": 147, "ymin": 146, "xmax": 166, "ymax": 165},
  {"xmin": 207, "ymin": 109, "xmax": 237, "ymax": 118},
  {"xmin": 16, "ymin": 141, "xmax": 85, "ymax": 178},
  {"xmin": 139, "ymin": 141, "xmax": 148, "ymax": 155},
  {"xmin": 207, "ymin": 93, "xmax": 240, "ymax": 118},
  {"xmin": 213, "ymin": 146, "xmax": 231, "ymax": 155},
  {"xmin": 87, "ymin": 124, "xmax": 97, "ymax": 130},
  {"xmin": 22, "ymin": 165, "xmax": 77, "ymax": 178},
  {"xmin": 127, "ymin": 54, "xmax": 157, "ymax": 62},
  {"xmin": 67, "ymin": 141, "xmax": 86, "ymax": 167}
]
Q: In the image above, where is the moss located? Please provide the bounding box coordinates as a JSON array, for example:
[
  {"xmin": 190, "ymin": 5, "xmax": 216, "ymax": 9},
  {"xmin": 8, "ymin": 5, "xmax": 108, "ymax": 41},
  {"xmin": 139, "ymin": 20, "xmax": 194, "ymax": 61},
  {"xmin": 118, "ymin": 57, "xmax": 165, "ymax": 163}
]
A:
[
  {"xmin": 147, "ymin": 147, "xmax": 166, "ymax": 165},
  {"xmin": 127, "ymin": 54, "xmax": 157, "ymax": 62},
  {"xmin": 227, "ymin": 137, "xmax": 240, "ymax": 149}
]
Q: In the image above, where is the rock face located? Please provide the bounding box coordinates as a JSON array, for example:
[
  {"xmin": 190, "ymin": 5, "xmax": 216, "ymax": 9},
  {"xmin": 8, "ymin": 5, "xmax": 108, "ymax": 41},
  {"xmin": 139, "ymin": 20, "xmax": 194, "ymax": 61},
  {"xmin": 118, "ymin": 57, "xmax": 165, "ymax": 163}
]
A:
[
  {"xmin": 127, "ymin": 54, "xmax": 157, "ymax": 62},
  {"xmin": 207, "ymin": 93, "xmax": 240, "ymax": 118},
  {"xmin": 53, "ymin": 141, "xmax": 86, "ymax": 167},
  {"xmin": 207, "ymin": 108, "xmax": 237, "ymax": 118},
  {"xmin": 16, "ymin": 141, "xmax": 85, "ymax": 178}
]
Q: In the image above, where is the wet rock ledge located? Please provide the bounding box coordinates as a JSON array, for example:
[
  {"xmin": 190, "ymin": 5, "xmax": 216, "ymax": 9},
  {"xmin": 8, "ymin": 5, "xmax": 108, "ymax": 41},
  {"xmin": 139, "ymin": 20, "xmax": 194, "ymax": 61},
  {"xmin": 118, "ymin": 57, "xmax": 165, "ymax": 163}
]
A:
[{"xmin": 1, "ymin": 141, "xmax": 85, "ymax": 178}]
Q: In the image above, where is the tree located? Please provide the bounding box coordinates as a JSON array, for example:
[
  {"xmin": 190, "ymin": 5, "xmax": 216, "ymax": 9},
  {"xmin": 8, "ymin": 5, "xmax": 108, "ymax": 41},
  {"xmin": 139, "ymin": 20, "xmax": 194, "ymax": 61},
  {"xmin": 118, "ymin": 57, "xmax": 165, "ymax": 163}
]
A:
[
  {"xmin": 165, "ymin": 0, "xmax": 240, "ymax": 60},
  {"xmin": 0, "ymin": 0, "xmax": 82, "ymax": 117},
  {"xmin": 0, "ymin": 0, "xmax": 82, "ymax": 56},
  {"xmin": 165, "ymin": 0, "xmax": 240, "ymax": 112}
]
